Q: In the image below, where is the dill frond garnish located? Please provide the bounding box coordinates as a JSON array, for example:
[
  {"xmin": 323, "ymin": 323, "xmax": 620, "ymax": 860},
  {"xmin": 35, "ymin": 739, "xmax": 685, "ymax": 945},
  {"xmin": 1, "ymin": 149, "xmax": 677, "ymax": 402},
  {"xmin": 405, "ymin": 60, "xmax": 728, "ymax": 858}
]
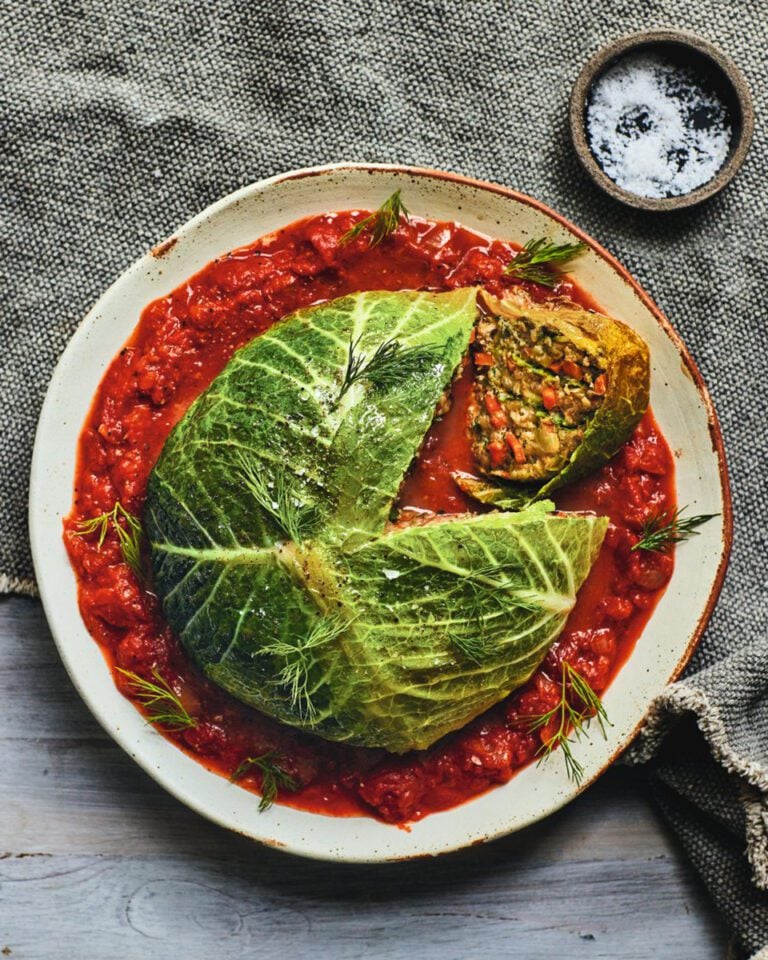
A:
[
  {"xmin": 73, "ymin": 502, "xmax": 145, "ymax": 580},
  {"xmin": 260, "ymin": 616, "xmax": 349, "ymax": 723},
  {"xmin": 505, "ymin": 237, "xmax": 587, "ymax": 287},
  {"xmin": 449, "ymin": 631, "xmax": 491, "ymax": 665},
  {"xmin": 468, "ymin": 566, "xmax": 542, "ymax": 612},
  {"xmin": 449, "ymin": 575, "xmax": 540, "ymax": 663},
  {"xmin": 117, "ymin": 667, "xmax": 197, "ymax": 731},
  {"xmin": 340, "ymin": 189, "xmax": 409, "ymax": 246},
  {"xmin": 338, "ymin": 335, "xmax": 367, "ymax": 399},
  {"xmin": 230, "ymin": 750, "xmax": 298, "ymax": 812},
  {"xmin": 631, "ymin": 506, "xmax": 717, "ymax": 553},
  {"xmin": 338, "ymin": 336, "xmax": 439, "ymax": 400},
  {"xmin": 113, "ymin": 510, "xmax": 144, "ymax": 579},
  {"xmin": 73, "ymin": 511, "xmax": 112, "ymax": 547},
  {"xmin": 235, "ymin": 453, "xmax": 318, "ymax": 543},
  {"xmin": 522, "ymin": 661, "xmax": 610, "ymax": 785}
]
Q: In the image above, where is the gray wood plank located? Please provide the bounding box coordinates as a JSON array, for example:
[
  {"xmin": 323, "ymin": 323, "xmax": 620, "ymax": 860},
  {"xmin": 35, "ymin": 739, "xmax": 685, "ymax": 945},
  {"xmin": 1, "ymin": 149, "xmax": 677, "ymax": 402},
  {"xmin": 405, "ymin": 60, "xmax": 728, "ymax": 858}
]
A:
[
  {"xmin": 0, "ymin": 852, "xmax": 726, "ymax": 960},
  {"xmin": 0, "ymin": 596, "xmax": 730, "ymax": 959}
]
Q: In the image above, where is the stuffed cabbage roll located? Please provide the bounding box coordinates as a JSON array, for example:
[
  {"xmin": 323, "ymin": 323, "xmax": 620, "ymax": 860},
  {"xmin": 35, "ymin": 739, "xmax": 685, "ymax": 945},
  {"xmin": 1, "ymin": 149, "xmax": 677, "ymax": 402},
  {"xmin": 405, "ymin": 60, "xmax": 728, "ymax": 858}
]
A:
[{"xmin": 461, "ymin": 289, "xmax": 649, "ymax": 502}]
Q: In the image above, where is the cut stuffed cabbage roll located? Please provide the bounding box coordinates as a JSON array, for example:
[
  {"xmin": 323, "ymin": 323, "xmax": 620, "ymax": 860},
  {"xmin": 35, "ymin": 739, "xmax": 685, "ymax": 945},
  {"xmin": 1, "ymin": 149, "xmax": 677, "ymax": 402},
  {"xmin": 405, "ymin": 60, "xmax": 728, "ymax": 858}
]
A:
[{"xmin": 461, "ymin": 289, "xmax": 649, "ymax": 502}]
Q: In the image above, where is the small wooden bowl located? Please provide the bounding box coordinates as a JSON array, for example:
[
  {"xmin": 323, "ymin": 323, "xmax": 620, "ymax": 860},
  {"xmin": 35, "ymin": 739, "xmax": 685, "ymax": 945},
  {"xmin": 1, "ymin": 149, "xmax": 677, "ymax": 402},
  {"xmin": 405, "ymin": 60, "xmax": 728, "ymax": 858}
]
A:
[{"xmin": 569, "ymin": 29, "xmax": 754, "ymax": 211}]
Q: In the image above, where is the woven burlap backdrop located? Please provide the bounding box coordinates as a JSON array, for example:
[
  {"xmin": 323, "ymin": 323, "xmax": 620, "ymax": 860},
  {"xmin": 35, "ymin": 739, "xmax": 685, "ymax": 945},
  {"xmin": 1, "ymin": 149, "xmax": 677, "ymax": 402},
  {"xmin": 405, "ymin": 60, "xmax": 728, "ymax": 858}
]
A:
[{"xmin": 2, "ymin": 2, "xmax": 766, "ymax": 954}]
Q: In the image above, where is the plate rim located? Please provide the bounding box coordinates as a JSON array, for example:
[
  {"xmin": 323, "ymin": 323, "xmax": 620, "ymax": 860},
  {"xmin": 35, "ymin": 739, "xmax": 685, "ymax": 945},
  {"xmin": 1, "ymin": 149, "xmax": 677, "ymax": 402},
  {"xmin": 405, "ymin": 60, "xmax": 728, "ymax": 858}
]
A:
[{"xmin": 29, "ymin": 161, "xmax": 733, "ymax": 861}]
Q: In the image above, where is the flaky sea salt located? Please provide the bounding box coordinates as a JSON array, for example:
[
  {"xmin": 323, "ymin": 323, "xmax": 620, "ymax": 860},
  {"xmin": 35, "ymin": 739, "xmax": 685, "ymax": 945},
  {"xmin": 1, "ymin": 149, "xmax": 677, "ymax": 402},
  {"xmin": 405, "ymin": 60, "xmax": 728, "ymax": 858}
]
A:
[{"xmin": 586, "ymin": 51, "xmax": 732, "ymax": 199}]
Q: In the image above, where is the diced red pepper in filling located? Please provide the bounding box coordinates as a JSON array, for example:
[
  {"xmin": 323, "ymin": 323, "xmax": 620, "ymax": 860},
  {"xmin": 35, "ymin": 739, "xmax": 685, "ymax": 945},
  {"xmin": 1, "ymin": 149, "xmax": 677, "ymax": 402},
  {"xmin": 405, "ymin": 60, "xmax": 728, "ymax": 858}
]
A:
[
  {"xmin": 505, "ymin": 432, "xmax": 527, "ymax": 464},
  {"xmin": 484, "ymin": 392, "xmax": 508, "ymax": 429},
  {"xmin": 593, "ymin": 373, "xmax": 607, "ymax": 395},
  {"xmin": 560, "ymin": 360, "xmax": 583, "ymax": 380},
  {"xmin": 487, "ymin": 439, "xmax": 508, "ymax": 467},
  {"xmin": 474, "ymin": 352, "xmax": 494, "ymax": 367},
  {"xmin": 541, "ymin": 385, "xmax": 558, "ymax": 410}
]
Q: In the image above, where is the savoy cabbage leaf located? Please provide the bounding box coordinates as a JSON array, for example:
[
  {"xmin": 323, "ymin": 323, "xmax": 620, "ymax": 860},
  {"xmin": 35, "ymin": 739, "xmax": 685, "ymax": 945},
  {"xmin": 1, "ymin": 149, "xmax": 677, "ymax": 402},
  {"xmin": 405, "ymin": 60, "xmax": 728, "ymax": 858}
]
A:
[{"xmin": 146, "ymin": 289, "xmax": 607, "ymax": 753}]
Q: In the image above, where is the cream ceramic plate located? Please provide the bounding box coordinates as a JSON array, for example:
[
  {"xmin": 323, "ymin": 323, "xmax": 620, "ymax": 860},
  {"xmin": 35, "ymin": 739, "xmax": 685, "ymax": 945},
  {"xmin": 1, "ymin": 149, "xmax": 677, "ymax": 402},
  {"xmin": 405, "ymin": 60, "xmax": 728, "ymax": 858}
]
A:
[{"xmin": 29, "ymin": 163, "xmax": 731, "ymax": 862}]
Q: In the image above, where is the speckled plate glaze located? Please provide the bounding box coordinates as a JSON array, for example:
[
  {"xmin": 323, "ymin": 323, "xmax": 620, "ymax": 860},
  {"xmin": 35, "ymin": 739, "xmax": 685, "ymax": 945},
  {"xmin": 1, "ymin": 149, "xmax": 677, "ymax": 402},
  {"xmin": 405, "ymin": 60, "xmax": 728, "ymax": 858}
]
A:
[{"xmin": 29, "ymin": 163, "xmax": 732, "ymax": 862}]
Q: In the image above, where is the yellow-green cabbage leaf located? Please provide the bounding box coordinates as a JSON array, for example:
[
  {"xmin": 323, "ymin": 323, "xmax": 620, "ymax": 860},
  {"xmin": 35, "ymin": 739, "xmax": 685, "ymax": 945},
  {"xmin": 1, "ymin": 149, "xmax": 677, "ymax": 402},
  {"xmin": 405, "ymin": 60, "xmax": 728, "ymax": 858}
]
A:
[{"xmin": 146, "ymin": 289, "xmax": 607, "ymax": 753}]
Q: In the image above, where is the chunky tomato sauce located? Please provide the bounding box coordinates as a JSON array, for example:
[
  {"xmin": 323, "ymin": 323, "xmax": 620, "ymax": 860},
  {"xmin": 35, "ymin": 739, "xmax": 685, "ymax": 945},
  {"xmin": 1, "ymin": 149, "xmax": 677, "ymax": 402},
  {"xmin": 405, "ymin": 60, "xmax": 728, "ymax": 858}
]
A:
[{"xmin": 64, "ymin": 211, "xmax": 675, "ymax": 823}]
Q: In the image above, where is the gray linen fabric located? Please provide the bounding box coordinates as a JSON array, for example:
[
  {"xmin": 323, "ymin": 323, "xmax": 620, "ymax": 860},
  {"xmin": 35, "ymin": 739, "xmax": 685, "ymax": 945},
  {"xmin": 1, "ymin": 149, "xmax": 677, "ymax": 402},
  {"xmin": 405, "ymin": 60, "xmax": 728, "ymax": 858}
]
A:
[{"xmin": 2, "ymin": 0, "xmax": 766, "ymax": 953}]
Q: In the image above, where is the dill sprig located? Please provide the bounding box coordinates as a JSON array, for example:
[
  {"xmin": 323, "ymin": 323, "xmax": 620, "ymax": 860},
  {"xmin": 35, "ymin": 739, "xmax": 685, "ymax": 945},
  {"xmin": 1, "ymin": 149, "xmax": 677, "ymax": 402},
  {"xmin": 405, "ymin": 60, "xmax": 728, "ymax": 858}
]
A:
[
  {"xmin": 230, "ymin": 750, "xmax": 298, "ymax": 812},
  {"xmin": 117, "ymin": 667, "xmax": 197, "ymax": 731},
  {"xmin": 449, "ymin": 631, "xmax": 491, "ymax": 665},
  {"xmin": 505, "ymin": 237, "xmax": 587, "ymax": 287},
  {"xmin": 73, "ymin": 502, "xmax": 145, "ymax": 580},
  {"xmin": 260, "ymin": 616, "xmax": 349, "ymax": 723},
  {"xmin": 632, "ymin": 506, "xmax": 717, "ymax": 554},
  {"xmin": 338, "ymin": 337, "xmax": 439, "ymax": 400},
  {"xmin": 236, "ymin": 453, "xmax": 318, "ymax": 543},
  {"xmin": 449, "ymin": 575, "xmax": 540, "ymax": 663},
  {"xmin": 468, "ymin": 566, "xmax": 542, "ymax": 612},
  {"xmin": 340, "ymin": 189, "xmax": 409, "ymax": 246},
  {"xmin": 523, "ymin": 661, "xmax": 610, "ymax": 785}
]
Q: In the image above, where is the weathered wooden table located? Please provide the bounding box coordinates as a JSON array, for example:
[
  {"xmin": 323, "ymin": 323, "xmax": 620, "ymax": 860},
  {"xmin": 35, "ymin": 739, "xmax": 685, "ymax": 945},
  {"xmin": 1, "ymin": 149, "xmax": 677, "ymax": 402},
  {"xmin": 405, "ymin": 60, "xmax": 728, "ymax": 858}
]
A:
[{"xmin": 1, "ymin": 596, "xmax": 728, "ymax": 959}]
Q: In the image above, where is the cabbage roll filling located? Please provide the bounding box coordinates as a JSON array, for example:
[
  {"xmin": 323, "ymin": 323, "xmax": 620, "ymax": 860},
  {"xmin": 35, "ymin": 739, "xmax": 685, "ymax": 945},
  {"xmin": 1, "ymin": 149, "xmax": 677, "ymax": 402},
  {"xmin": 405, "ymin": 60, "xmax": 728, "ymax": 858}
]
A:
[{"xmin": 469, "ymin": 304, "xmax": 607, "ymax": 481}]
